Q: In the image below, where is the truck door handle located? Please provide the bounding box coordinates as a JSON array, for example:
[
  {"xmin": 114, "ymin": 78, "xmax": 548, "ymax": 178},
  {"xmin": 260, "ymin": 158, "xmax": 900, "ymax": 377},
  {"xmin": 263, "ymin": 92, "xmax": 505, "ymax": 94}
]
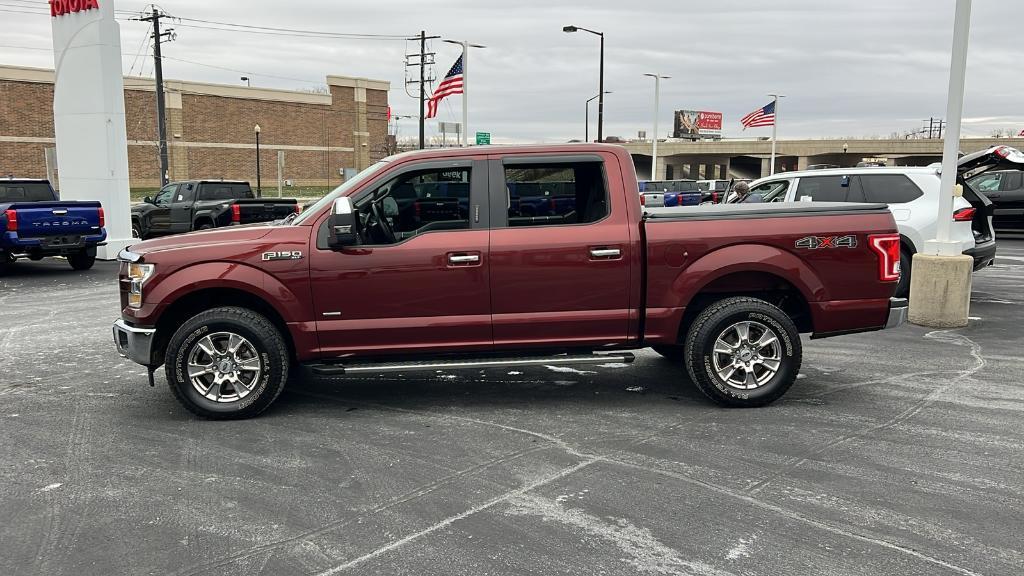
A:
[
  {"xmin": 590, "ymin": 248, "xmax": 621, "ymax": 259},
  {"xmin": 448, "ymin": 253, "xmax": 480, "ymax": 264}
]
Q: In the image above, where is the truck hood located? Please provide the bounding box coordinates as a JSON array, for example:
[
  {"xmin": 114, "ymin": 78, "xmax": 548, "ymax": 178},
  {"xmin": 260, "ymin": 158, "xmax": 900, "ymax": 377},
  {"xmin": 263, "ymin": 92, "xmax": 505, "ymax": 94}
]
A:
[{"xmin": 128, "ymin": 225, "xmax": 273, "ymax": 256}]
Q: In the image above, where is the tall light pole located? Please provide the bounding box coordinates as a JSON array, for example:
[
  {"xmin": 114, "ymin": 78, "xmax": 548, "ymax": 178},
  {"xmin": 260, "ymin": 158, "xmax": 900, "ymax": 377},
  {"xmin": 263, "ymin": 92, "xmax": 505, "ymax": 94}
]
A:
[
  {"xmin": 443, "ymin": 39, "xmax": 486, "ymax": 147},
  {"xmin": 585, "ymin": 91, "xmax": 612, "ymax": 142},
  {"xmin": 644, "ymin": 73, "xmax": 670, "ymax": 180},
  {"xmin": 564, "ymin": 25, "xmax": 605, "ymax": 142},
  {"xmin": 767, "ymin": 93, "xmax": 785, "ymax": 175},
  {"xmin": 254, "ymin": 124, "xmax": 262, "ymax": 197}
]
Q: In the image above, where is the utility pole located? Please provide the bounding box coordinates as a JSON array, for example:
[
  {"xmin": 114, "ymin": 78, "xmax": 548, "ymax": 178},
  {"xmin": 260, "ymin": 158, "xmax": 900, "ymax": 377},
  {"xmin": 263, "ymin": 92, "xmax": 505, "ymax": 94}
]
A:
[
  {"xmin": 405, "ymin": 31, "xmax": 439, "ymax": 149},
  {"xmin": 140, "ymin": 8, "xmax": 173, "ymax": 186}
]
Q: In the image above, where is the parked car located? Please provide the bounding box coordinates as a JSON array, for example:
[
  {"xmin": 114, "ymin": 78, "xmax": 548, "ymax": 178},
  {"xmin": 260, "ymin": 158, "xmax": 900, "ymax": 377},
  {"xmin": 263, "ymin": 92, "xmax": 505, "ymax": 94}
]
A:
[
  {"xmin": 0, "ymin": 178, "xmax": 106, "ymax": 271},
  {"xmin": 639, "ymin": 179, "xmax": 702, "ymax": 207},
  {"xmin": 966, "ymin": 149, "xmax": 1024, "ymax": 229},
  {"xmin": 731, "ymin": 147, "xmax": 1008, "ymax": 297},
  {"xmin": 131, "ymin": 180, "xmax": 299, "ymax": 239},
  {"xmin": 113, "ymin": 144, "xmax": 906, "ymax": 419}
]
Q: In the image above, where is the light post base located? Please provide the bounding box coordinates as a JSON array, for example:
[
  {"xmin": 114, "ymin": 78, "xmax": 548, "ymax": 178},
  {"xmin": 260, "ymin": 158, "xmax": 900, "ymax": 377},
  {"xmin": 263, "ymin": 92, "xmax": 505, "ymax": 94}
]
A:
[{"xmin": 908, "ymin": 253, "xmax": 973, "ymax": 328}]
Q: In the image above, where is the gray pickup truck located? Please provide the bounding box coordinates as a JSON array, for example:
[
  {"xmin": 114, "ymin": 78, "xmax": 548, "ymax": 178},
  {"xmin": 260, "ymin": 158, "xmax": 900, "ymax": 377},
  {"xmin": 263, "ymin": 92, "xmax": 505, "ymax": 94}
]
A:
[{"xmin": 131, "ymin": 180, "xmax": 299, "ymax": 239}]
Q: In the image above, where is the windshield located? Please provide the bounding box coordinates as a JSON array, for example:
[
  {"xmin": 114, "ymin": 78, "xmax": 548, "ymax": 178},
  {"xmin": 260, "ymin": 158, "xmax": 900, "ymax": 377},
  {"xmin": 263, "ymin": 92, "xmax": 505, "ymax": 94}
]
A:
[{"xmin": 292, "ymin": 161, "xmax": 389, "ymax": 224}]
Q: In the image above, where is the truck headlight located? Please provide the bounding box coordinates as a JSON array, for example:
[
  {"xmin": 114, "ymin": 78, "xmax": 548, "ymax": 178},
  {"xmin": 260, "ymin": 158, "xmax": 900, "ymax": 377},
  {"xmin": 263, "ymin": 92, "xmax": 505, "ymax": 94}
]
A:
[{"xmin": 127, "ymin": 262, "xmax": 155, "ymax": 308}]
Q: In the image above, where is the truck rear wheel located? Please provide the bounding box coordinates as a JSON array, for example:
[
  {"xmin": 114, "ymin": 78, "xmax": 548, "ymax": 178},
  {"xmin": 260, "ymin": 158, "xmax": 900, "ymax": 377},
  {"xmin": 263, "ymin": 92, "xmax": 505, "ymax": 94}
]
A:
[
  {"xmin": 684, "ymin": 297, "xmax": 801, "ymax": 408},
  {"xmin": 67, "ymin": 250, "xmax": 96, "ymax": 271},
  {"xmin": 164, "ymin": 306, "xmax": 289, "ymax": 419}
]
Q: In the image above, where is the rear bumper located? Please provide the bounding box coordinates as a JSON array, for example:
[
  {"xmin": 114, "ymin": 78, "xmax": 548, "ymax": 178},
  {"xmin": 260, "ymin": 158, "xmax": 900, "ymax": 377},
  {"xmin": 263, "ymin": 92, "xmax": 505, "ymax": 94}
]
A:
[
  {"xmin": 1, "ymin": 231, "xmax": 107, "ymax": 253},
  {"xmin": 885, "ymin": 297, "xmax": 908, "ymax": 329},
  {"xmin": 112, "ymin": 319, "xmax": 157, "ymax": 367},
  {"xmin": 963, "ymin": 241, "xmax": 996, "ymax": 271}
]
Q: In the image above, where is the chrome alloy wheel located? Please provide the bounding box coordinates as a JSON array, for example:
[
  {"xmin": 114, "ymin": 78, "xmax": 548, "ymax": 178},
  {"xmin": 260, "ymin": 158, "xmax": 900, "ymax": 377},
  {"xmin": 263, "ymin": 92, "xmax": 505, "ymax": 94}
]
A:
[
  {"xmin": 710, "ymin": 321, "xmax": 783, "ymax": 390},
  {"xmin": 187, "ymin": 332, "xmax": 262, "ymax": 403}
]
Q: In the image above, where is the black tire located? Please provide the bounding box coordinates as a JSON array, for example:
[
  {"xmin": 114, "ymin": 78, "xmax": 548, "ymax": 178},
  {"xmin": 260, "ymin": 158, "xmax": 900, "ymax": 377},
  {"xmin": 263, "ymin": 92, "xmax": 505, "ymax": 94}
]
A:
[
  {"xmin": 165, "ymin": 306, "xmax": 289, "ymax": 419},
  {"xmin": 67, "ymin": 250, "xmax": 96, "ymax": 271},
  {"xmin": 683, "ymin": 296, "xmax": 802, "ymax": 408},
  {"xmin": 196, "ymin": 221, "xmax": 214, "ymax": 231},
  {"xmin": 651, "ymin": 344, "xmax": 685, "ymax": 362},
  {"xmin": 894, "ymin": 247, "xmax": 912, "ymax": 298},
  {"xmin": 131, "ymin": 222, "xmax": 143, "ymax": 239}
]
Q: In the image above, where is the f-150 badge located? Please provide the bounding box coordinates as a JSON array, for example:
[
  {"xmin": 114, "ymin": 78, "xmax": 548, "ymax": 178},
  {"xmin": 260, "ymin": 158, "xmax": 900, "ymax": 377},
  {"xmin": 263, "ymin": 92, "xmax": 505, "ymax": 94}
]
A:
[
  {"xmin": 795, "ymin": 235, "xmax": 857, "ymax": 250},
  {"xmin": 262, "ymin": 251, "xmax": 303, "ymax": 261}
]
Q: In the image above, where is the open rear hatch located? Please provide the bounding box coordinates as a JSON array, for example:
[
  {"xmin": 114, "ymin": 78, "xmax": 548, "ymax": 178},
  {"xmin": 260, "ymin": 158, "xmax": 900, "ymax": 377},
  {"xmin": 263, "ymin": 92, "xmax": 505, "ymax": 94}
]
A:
[{"xmin": 957, "ymin": 146, "xmax": 1024, "ymax": 243}]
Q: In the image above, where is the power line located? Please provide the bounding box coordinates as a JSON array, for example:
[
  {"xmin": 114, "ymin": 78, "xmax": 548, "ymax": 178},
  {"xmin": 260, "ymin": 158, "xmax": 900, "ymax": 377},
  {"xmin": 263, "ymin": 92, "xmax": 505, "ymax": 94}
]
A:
[
  {"xmin": 171, "ymin": 16, "xmax": 411, "ymax": 40},
  {"xmin": 170, "ymin": 22, "xmax": 409, "ymax": 41}
]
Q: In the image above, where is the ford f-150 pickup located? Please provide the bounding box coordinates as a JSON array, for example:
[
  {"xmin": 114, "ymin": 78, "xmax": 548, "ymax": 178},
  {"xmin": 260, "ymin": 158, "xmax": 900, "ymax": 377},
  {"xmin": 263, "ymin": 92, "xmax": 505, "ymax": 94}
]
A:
[
  {"xmin": 112, "ymin": 144, "xmax": 906, "ymax": 419},
  {"xmin": 131, "ymin": 180, "xmax": 299, "ymax": 239},
  {"xmin": 1, "ymin": 178, "xmax": 106, "ymax": 271}
]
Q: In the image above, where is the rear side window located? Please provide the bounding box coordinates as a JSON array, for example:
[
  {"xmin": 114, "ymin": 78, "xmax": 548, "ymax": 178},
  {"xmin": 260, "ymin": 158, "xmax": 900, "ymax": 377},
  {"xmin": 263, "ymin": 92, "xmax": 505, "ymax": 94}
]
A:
[
  {"xmin": 504, "ymin": 162, "xmax": 608, "ymax": 227},
  {"xmin": 1002, "ymin": 172, "xmax": 1023, "ymax": 191},
  {"xmin": 0, "ymin": 183, "xmax": 55, "ymax": 202},
  {"xmin": 859, "ymin": 174, "xmax": 924, "ymax": 204},
  {"xmin": 199, "ymin": 183, "xmax": 253, "ymax": 201},
  {"xmin": 750, "ymin": 180, "xmax": 789, "ymax": 202},
  {"xmin": 797, "ymin": 176, "xmax": 857, "ymax": 202}
]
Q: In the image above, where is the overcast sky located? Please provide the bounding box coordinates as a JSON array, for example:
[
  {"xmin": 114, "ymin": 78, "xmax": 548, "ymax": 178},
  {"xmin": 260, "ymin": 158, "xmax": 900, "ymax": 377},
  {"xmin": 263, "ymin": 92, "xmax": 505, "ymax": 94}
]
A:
[{"xmin": 2, "ymin": 0, "xmax": 1023, "ymax": 143}]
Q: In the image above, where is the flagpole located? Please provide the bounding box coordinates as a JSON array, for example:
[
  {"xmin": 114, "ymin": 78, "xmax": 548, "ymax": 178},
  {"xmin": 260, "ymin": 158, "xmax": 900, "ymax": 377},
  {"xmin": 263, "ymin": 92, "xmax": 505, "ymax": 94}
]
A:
[
  {"xmin": 443, "ymin": 39, "xmax": 485, "ymax": 147},
  {"xmin": 461, "ymin": 40, "xmax": 468, "ymax": 147},
  {"xmin": 767, "ymin": 93, "xmax": 785, "ymax": 176}
]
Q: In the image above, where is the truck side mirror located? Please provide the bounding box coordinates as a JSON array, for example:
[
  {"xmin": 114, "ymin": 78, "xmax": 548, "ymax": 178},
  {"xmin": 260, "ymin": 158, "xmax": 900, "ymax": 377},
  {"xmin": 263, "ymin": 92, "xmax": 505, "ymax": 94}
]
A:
[
  {"xmin": 328, "ymin": 197, "xmax": 360, "ymax": 249},
  {"xmin": 143, "ymin": 196, "xmax": 153, "ymax": 204}
]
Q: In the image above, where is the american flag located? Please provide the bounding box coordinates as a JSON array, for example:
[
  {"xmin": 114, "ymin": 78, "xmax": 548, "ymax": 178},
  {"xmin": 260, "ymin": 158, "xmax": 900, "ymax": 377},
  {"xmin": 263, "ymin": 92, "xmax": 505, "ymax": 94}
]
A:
[
  {"xmin": 426, "ymin": 54, "xmax": 464, "ymax": 119},
  {"xmin": 740, "ymin": 101, "xmax": 776, "ymax": 129}
]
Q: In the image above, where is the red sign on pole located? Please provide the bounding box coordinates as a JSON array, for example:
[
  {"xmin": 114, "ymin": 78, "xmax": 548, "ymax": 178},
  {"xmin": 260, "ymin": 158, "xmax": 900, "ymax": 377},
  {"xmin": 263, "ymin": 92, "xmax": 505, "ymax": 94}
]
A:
[{"xmin": 49, "ymin": 0, "xmax": 100, "ymax": 17}]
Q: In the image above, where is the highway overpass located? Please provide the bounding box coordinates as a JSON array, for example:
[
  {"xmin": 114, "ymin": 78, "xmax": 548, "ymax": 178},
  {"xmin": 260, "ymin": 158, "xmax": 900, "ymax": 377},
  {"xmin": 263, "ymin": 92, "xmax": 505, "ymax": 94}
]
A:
[{"xmin": 619, "ymin": 137, "xmax": 1022, "ymax": 180}]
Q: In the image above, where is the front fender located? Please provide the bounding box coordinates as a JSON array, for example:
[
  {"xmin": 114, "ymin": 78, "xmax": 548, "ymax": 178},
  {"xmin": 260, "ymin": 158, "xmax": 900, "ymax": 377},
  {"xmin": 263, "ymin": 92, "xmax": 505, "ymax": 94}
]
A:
[
  {"xmin": 670, "ymin": 243, "xmax": 825, "ymax": 309},
  {"xmin": 124, "ymin": 261, "xmax": 311, "ymax": 327}
]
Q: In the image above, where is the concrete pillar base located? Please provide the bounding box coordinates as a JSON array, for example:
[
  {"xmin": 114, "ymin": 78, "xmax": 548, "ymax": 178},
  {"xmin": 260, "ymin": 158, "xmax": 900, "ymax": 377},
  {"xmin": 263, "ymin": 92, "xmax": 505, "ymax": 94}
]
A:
[{"xmin": 908, "ymin": 253, "xmax": 973, "ymax": 328}]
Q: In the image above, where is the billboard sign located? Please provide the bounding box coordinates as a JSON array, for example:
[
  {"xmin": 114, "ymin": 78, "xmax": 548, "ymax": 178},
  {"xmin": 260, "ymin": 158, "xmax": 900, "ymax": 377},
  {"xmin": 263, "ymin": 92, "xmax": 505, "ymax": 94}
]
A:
[{"xmin": 673, "ymin": 110, "xmax": 723, "ymax": 139}]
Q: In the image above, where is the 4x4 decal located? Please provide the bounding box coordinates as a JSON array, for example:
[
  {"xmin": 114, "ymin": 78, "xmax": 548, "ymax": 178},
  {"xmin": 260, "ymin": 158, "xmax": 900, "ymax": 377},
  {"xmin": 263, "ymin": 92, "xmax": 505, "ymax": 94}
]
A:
[{"xmin": 795, "ymin": 235, "xmax": 857, "ymax": 250}]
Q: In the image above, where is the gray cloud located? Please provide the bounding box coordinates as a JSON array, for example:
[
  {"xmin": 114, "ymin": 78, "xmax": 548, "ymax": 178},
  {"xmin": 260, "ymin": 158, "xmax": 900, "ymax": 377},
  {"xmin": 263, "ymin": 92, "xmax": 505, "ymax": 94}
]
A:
[{"xmin": 2, "ymin": 0, "xmax": 1023, "ymax": 142}]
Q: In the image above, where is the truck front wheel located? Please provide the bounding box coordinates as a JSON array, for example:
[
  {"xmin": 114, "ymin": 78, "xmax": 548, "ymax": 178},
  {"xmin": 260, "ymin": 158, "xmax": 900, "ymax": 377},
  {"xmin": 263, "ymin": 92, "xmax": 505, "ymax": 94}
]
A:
[
  {"xmin": 684, "ymin": 297, "xmax": 802, "ymax": 407},
  {"xmin": 165, "ymin": 306, "xmax": 290, "ymax": 419}
]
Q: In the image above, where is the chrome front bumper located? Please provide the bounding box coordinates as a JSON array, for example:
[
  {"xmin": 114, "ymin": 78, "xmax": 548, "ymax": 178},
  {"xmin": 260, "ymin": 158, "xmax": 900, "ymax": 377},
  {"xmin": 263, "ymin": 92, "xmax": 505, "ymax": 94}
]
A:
[
  {"xmin": 112, "ymin": 319, "xmax": 157, "ymax": 366},
  {"xmin": 885, "ymin": 297, "xmax": 908, "ymax": 329}
]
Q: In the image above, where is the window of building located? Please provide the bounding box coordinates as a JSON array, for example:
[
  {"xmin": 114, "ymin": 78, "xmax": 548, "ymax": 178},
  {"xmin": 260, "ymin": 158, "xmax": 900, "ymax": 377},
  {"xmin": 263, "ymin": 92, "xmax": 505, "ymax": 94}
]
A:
[
  {"xmin": 503, "ymin": 162, "xmax": 608, "ymax": 227},
  {"xmin": 859, "ymin": 174, "xmax": 924, "ymax": 204}
]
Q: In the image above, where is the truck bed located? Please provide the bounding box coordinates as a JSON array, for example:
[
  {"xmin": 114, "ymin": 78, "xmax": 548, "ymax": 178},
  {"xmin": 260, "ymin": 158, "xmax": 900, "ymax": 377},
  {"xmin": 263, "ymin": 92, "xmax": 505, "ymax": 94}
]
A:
[{"xmin": 643, "ymin": 201, "xmax": 891, "ymax": 220}]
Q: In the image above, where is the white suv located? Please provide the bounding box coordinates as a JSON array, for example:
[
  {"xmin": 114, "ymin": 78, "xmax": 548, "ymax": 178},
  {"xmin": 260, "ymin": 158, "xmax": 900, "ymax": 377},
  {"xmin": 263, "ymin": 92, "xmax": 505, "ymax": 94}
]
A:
[{"xmin": 736, "ymin": 147, "xmax": 1013, "ymax": 297}]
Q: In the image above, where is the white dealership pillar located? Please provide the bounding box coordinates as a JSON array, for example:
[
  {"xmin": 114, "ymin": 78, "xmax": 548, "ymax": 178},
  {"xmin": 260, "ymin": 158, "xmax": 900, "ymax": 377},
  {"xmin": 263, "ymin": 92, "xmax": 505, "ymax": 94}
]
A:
[
  {"xmin": 909, "ymin": 0, "xmax": 973, "ymax": 328},
  {"xmin": 51, "ymin": 0, "xmax": 133, "ymax": 259}
]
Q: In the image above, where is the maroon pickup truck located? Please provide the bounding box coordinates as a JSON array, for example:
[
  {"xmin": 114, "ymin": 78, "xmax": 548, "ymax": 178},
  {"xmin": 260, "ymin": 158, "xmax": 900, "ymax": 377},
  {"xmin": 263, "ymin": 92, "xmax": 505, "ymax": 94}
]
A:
[{"xmin": 113, "ymin": 144, "xmax": 906, "ymax": 419}]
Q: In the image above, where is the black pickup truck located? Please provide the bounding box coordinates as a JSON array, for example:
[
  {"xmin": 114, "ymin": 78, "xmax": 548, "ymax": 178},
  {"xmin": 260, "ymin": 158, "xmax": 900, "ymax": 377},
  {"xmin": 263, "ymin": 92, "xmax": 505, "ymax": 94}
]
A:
[{"xmin": 131, "ymin": 180, "xmax": 299, "ymax": 239}]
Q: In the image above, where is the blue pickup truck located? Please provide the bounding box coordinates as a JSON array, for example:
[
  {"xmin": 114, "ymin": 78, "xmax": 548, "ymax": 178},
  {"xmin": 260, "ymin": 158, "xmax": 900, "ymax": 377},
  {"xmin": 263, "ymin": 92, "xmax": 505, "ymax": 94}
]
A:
[{"xmin": 0, "ymin": 178, "xmax": 106, "ymax": 272}]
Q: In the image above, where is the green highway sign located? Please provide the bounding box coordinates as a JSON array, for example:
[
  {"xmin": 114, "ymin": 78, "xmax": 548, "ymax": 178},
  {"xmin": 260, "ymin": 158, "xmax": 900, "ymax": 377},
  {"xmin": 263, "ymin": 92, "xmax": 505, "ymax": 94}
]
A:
[{"xmin": 475, "ymin": 132, "xmax": 491, "ymax": 145}]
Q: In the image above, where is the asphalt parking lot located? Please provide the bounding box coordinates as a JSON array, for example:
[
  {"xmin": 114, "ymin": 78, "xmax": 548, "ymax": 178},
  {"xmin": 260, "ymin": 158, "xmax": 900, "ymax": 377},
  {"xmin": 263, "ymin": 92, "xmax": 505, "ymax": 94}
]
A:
[{"xmin": 2, "ymin": 239, "xmax": 1023, "ymax": 576}]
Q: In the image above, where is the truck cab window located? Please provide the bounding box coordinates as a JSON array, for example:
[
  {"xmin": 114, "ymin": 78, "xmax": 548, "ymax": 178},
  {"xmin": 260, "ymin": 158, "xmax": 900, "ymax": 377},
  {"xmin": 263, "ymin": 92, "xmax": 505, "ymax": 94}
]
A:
[
  {"xmin": 503, "ymin": 162, "xmax": 608, "ymax": 227},
  {"xmin": 355, "ymin": 167, "xmax": 471, "ymax": 245},
  {"xmin": 153, "ymin": 185, "xmax": 176, "ymax": 206}
]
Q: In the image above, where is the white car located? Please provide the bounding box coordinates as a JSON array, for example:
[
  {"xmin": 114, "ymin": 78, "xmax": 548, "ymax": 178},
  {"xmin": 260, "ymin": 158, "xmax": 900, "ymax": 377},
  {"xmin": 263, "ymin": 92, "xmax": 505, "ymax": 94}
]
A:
[{"xmin": 735, "ymin": 147, "xmax": 1015, "ymax": 297}]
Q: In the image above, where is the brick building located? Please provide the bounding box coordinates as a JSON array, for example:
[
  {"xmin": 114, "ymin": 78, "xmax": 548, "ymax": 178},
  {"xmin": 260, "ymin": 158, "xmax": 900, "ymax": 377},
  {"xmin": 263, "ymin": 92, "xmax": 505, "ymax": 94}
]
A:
[{"xmin": 0, "ymin": 64, "xmax": 390, "ymax": 188}]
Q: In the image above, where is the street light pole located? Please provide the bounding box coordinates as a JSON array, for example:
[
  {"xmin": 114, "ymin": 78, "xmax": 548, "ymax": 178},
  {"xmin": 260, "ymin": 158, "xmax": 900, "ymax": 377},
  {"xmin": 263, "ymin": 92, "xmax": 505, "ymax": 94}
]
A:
[
  {"xmin": 644, "ymin": 74, "xmax": 670, "ymax": 180},
  {"xmin": 564, "ymin": 25, "xmax": 605, "ymax": 142},
  {"xmin": 767, "ymin": 93, "xmax": 785, "ymax": 176},
  {"xmin": 254, "ymin": 124, "xmax": 262, "ymax": 197},
  {"xmin": 585, "ymin": 91, "xmax": 611, "ymax": 142}
]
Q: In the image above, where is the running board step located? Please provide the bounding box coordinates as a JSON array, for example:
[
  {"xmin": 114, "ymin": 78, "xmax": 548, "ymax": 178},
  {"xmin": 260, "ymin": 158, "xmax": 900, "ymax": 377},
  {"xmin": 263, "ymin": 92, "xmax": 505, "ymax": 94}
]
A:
[{"xmin": 307, "ymin": 352, "xmax": 634, "ymax": 376}]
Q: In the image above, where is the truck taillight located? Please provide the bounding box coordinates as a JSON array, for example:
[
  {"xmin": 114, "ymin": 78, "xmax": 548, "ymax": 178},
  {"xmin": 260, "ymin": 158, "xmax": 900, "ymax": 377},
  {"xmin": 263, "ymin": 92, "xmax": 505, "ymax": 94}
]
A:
[
  {"xmin": 293, "ymin": 204, "xmax": 301, "ymax": 214},
  {"xmin": 549, "ymin": 198, "xmax": 556, "ymax": 212},
  {"xmin": 231, "ymin": 204, "xmax": 241, "ymax": 223},
  {"xmin": 868, "ymin": 234, "xmax": 901, "ymax": 282},
  {"xmin": 98, "ymin": 206, "xmax": 106, "ymax": 228},
  {"xmin": 712, "ymin": 192, "xmax": 720, "ymax": 203},
  {"xmin": 953, "ymin": 207, "xmax": 976, "ymax": 221},
  {"xmin": 3, "ymin": 209, "xmax": 15, "ymax": 231},
  {"xmin": 640, "ymin": 194, "xmax": 646, "ymax": 206}
]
